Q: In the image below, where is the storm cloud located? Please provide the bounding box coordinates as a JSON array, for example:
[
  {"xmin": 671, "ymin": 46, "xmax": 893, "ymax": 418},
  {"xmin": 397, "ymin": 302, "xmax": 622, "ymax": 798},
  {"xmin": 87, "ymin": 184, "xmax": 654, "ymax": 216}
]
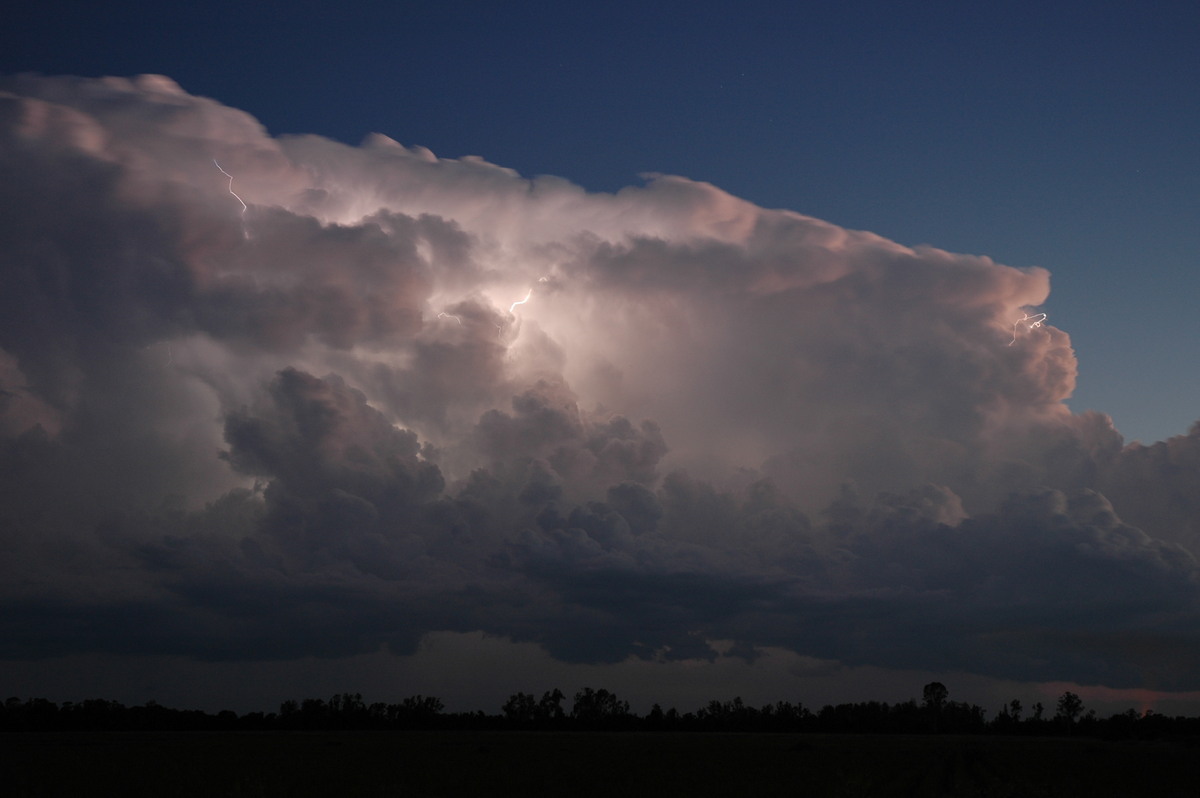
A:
[{"xmin": 2, "ymin": 74, "xmax": 1198, "ymax": 698}]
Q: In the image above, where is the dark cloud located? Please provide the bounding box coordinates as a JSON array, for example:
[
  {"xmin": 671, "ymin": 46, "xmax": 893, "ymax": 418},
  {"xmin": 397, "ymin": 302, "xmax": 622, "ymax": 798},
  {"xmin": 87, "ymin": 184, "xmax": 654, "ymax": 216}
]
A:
[
  {"xmin": 2, "ymin": 74, "xmax": 1199, "ymax": 700},
  {"xmin": 1097, "ymin": 421, "xmax": 1200, "ymax": 550}
]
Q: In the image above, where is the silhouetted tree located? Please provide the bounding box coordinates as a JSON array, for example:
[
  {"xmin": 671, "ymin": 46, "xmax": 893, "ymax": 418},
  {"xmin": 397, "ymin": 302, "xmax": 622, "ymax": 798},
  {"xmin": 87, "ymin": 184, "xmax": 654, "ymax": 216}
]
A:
[
  {"xmin": 770, "ymin": 701, "xmax": 806, "ymax": 730},
  {"xmin": 326, "ymin": 693, "xmax": 368, "ymax": 727},
  {"xmin": 368, "ymin": 701, "xmax": 389, "ymax": 724},
  {"xmin": 922, "ymin": 682, "xmax": 948, "ymax": 732},
  {"xmin": 299, "ymin": 698, "xmax": 328, "ymax": 728},
  {"xmin": 1056, "ymin": 691, "xmax": 1084, "ymax": 733},
  {"xmin": 12, "ymin": 688, "xmax": 1200, "ymax": 737},
  {"xmin": 922, "ymin": 682, "xmax": 948, "ymax": 710},
  {"xmin": 502, "ymin": 692, "xmax": 538, "ymax": 724},
  {"xmin": 396, "ymin": 695, "xmax": 444, "ymax": 728},
  {"xmin": 330, "ymin": 692, "xmax": 365, "ymax": 715},
  {"xmin": 943, "ymin": 701, "xmax": 988, "ymax": 733},
  {"xmin": 538, "ymin": 689, "xmax": 566, "ymax": 723},
  {"xmin": 571, "ymin": 687, "xmax": 630, "ymax": 728}
]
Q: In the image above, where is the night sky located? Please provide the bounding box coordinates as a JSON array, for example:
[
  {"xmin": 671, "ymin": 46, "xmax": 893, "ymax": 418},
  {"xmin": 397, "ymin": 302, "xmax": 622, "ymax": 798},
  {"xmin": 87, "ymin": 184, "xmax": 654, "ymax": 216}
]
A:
[{"xmin": 2, "ymin": 1, "xmax": 1199, "ymax": 715}]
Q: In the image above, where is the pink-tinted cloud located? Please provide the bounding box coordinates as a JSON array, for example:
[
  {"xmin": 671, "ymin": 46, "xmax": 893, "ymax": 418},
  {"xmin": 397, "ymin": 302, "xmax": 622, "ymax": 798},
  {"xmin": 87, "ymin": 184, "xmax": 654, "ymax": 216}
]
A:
[{"xmin": 2, "ymin": 74, "xmax": 1199, "ymax": 700}]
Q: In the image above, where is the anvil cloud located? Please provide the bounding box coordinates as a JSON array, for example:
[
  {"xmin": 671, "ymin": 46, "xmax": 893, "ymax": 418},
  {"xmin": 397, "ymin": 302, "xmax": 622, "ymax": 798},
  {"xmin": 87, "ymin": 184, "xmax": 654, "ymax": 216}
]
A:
[{"xmin": 1, "ymin": 75, "xmax": 1198, "ymax": 703}]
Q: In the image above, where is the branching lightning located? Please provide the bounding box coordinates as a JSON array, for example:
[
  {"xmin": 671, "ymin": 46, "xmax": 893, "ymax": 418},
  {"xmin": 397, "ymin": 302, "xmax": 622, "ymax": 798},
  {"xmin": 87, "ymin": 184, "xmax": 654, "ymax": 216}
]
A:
[
  {"xmin": 437, "ymin": 312, "xmax": 462, "ymax": 324},
  {"xmin": 1008, "ymin": 312, "xmax": 1047, "ymax": 345}
]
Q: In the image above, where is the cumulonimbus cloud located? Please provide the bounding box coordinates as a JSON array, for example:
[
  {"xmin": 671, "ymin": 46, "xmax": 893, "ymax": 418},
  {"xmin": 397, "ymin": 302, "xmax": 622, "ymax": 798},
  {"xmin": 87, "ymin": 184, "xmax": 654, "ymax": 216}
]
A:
[{"xmin": 1, "ymin": 74, "xmax": 1197, "ymax": 691}]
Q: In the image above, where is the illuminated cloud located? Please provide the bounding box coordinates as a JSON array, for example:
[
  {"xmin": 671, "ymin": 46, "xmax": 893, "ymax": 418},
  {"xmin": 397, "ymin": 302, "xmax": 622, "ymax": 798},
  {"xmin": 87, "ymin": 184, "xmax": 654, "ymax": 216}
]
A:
[{"xmin": 1, "ymin": 74, "xmax": 1199, "ymax": 697}]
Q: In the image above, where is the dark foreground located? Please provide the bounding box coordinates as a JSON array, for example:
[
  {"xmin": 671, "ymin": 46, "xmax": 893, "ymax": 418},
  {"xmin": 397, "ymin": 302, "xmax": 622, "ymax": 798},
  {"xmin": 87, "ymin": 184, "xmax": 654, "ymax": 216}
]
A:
[{"xmin": 4, "ymin": 731, "xmax": 1197, "ymax": 797}]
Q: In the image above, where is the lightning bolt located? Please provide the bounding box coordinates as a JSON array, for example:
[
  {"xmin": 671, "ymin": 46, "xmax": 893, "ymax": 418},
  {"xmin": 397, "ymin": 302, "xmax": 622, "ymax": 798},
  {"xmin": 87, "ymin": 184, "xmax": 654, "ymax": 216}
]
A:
[
  {"xmin": 213, "ymin": 159, "xmax": 248, "ymax": 215},
  {"xmin": 499, "ymin": 281, "xmax": 548, "ymax": 337},
  {"xmin": 509, "ymin": 289, "xmax": 533, "ymax": 314},
  {"xmin": 437, "ymin": 312, "xmax": 462, "ymax": 324},
  {"xmin": 1008, "ymin": 312, "xmax": 1047, "ymax": 345}
]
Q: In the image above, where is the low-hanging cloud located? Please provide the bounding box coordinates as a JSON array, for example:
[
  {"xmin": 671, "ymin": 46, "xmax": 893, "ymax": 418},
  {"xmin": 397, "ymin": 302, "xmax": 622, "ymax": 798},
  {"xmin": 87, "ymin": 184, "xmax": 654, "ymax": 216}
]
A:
[{"xmin": 1, "ymin": 74, "xmax": 1198, "ymax": 693}]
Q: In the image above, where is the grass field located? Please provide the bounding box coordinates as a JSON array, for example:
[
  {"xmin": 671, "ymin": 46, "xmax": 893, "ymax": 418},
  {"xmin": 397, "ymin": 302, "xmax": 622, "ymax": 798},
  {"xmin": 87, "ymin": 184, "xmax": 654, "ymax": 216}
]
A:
[{"xmin": 4, "ymin": 731, "xmax": 1197, "ymax": 797}]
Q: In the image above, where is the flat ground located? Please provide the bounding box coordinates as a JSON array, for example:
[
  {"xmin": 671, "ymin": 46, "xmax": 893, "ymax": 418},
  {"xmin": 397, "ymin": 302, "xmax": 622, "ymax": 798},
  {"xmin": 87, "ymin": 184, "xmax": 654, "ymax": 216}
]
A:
[{"xmin": 3, "ymin": 731, "xmax": 1197, "ymax": 797}]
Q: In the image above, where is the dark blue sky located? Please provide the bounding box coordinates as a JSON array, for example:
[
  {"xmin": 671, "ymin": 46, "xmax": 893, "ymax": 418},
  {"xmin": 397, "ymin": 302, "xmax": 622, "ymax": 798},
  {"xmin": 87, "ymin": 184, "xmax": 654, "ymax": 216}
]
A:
[{"xmin": 5, "ymin": 0, "xmax": 1199, "ymax": 441}]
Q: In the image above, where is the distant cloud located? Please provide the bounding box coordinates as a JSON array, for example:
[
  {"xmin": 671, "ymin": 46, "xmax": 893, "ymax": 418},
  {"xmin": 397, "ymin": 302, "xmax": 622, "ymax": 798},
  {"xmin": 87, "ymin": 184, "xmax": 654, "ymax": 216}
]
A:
[{"xmin": 1, "ymin": 74, "xmax": 1198, "ymax": 692}]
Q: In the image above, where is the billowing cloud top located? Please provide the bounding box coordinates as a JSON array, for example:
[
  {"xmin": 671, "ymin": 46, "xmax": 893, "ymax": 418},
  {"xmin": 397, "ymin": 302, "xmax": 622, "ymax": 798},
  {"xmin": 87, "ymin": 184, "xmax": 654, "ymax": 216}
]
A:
[{"xmin": 1, "ymin": 75, "xmax": 1198, "ymax": 691}]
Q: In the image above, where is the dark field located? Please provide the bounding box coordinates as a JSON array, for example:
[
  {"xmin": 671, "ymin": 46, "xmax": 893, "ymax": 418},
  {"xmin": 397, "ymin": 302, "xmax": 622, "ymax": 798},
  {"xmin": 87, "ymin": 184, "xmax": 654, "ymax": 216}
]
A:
[{"xmin": 4, "ymin": 731, "xmax": 1197, "ymax": 797}]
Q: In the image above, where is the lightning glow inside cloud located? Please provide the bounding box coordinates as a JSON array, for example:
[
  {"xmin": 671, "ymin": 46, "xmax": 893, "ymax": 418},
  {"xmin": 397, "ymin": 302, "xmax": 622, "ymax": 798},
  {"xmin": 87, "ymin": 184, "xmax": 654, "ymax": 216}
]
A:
[{"xmin": 2, "ymin": 74, "xmax": 1199, "ymax": 707}]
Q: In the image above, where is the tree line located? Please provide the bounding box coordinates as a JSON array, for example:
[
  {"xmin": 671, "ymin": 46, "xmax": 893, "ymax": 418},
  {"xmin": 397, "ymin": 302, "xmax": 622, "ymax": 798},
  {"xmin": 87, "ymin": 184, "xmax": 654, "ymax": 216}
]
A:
[{"xmin": 3, "ymin": 682, "xmax": 1198, "ymax": 739}]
